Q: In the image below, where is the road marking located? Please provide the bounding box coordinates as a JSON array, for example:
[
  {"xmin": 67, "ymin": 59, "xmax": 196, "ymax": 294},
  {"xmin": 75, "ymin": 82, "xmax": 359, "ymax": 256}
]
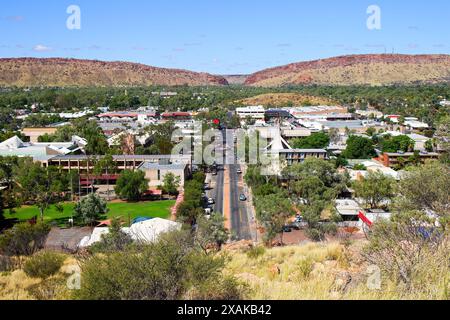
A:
[{"xmin": 223, "ymin": 165, "xmax": 231, "ymax": 230}]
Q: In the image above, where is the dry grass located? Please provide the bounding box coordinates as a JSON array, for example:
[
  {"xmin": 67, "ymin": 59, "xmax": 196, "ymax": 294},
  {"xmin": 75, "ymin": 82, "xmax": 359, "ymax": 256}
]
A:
[
  {"xmin": 0, "ymin": 255, "xmax": 75, "ymax": 300},
  {"xmin": 1, "ymin": 242, "xmax": 447, "ymax": 300},
  {"xmin": 225, "ymin": 242, "xmax": 449, "ymax": 300}
]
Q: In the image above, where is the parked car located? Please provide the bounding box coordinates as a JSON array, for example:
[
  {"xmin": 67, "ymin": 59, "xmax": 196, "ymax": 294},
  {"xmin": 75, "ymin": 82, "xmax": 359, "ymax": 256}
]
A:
[
  {"xmin": 282, "ymin": 226, "xmax": 292, "ymax": 233},
  {"xmin": 239, "ymin": 194, "xmax": 247, "ymax": 201},
  {"xmin": 208, "ymin": 198, "xmax": 215, "ymax": 205}
]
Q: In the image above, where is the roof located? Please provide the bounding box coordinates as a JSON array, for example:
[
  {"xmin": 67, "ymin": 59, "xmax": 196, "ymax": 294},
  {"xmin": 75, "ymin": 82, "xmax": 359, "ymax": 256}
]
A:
[
  {"xmin": 0, "ymin": 136, "xmax": 80, "ymax": 160},
  {"xmin": 0, "ymin": 136, "xmax": 25, "ymax": 149},
  {"xmin": 138, "ymin": 162, "xmax": 187, "ymax": 171},
  {"xmin": 79, "ymin": 218, "xmax": 182, "ymax": 247},
  {"xmin": 127, "ymin": 218, "xmax": 182, "ymax": 243},
  {"xmin": 385, "ymin": 151, "xmax": 439, "ymax": 157},
  {"xmin": 335, "ymin": 199, "xmax": 362, "ymax": 216},
  {"xmin": 278, "ymin": 149, "xmax": 327, "ymax": 153},
  {"xmin": 319, "ymin": 120, "xmax": 365, "ymax": 129},
  {"xmin": 45, "ymin": 227, "xmax": 94, "ymax": 252},
  {"xmin": 49, "ymin": 154, "xmax": 191, "ymax": 161},
  {"xmin": 98, "ymin": 111, "xmax": 156, "ymax": 118},
  {"xmin": 162, "ymin": 112, "xmax": 191, "ymax": 117}
]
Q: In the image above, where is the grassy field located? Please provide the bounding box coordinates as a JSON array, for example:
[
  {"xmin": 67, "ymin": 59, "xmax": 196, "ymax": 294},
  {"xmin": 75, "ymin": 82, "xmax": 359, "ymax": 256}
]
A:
[{"xmin": 4, "ymin": 200, "xmax": 175, "ymax": 224}]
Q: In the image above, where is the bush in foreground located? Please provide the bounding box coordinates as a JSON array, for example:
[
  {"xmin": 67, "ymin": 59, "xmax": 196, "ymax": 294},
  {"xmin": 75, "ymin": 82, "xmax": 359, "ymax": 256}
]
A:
[
  {"xmin": 23, "ymin": 251, "xmax": 65, "ymax": 280},
  {"xmin": 74, "ymin": 230, "xmax": 246, "ymax": 300}
]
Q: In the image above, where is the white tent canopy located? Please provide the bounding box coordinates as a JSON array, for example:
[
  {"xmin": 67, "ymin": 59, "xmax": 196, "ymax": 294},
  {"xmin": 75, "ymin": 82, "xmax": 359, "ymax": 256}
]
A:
[{"xmin": 78, "ymin": 218, "xmax": 182, "ymax": 248}]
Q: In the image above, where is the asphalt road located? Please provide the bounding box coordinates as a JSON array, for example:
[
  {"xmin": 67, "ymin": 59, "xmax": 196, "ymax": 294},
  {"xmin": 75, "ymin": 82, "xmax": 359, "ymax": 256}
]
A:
[
  {"xmin": 213, "ymin": 167, "xmax": 224, "ymax": 214},
  {"xmin": 229, "ymin": 165, "xmax": 252, "ymax": 240}
]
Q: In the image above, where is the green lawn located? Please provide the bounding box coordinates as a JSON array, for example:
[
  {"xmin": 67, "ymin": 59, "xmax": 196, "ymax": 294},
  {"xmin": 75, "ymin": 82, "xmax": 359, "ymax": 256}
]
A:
[{"xmin": 5, "ymin": 200, "xmax": 175, "ymax": 225}]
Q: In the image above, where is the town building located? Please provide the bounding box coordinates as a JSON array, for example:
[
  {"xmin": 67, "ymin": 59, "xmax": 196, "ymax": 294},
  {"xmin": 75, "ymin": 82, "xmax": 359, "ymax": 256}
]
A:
[
  {"xmin": 278, "ymin": 149, "xmax": 328, "ymax": 166},
  {"xmin": 236, "ymin": 106, "xmax": 265, "ymax": 120},
  {"xmin": 376, "ymin": 151, "xmax": 440, "ymax": 168},
  {"xmin": 288, "ymin": 106, "xmax": 348, "ymax": 119},
  {"xmin": 45, "ymin": 154, "xmax": 192, "ymax": 173},
  {"xmin": 404, "ymin": 118, "xmax": 429, "ymax": 130},
  {"xmin": 355, "ymin": 109, "xmax": 384, "ymax": 119},
  {"xmin": 0, "ymin": 135, "xmax": 86, "ymax": 162},
  {"xmin": 265, "ymin": 109, "xmax": 293, "ymax": 121},
  {"xmin": 161, "ymin": 112, "xmax": 192, "ymax": 122},
  {"xmin": 335, "ymin": 199, "xmax": 363, "ymax": 222},
  {"xmin": 21, "ymin": 127, "xmax": 58, "ymax": 143},
  {"xmin": 97, "ymin": 111, "xmax": 157, "ymax": 123},
  {"xmin": 138, "ymin": 162, "xmax": 189, "ymax": 191}
]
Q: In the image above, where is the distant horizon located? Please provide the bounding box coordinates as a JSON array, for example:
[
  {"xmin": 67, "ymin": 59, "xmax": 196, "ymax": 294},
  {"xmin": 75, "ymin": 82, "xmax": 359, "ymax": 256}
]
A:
[
  {"xmin": 1, "ymin": 0, "xmax": 450, "ymax": 74},
  {"xmin": 2, "ymin": 52, "xmax": 450, "ymax": 76}
]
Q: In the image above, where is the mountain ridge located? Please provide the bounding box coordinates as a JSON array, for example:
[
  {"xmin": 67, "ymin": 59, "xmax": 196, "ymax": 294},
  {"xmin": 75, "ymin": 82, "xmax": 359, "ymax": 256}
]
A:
[
  {"xmin": 2, "ymin": 54, "xmax": 450, "ymax": 87},
  {"xmin": 0, "ymin": 57, "xmax": 228, "ymax": 87},
  {"xmin": 244, "ymin": 54, "xmax": 450, "ymax": 87}
]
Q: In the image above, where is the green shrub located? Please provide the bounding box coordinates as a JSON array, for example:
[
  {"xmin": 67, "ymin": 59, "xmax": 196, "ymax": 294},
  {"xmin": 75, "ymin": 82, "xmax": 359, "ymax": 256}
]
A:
[
  {"xmin": 74, "ymin": 230, "xmax": 245, "ymax": 300},
  {"xmin": 0, "ymin": 223, "xmax": 50, "ymax": 257},
  {"xmin": 0, "ymin": 255, "xmax": 13, "ymax": 272},
  {"xmin": 297, "ymin": 257, "xmax": 314, "ymax": 279},
  {"xmin": 23, "ymin": 251, "xmax": 65, "ymax": 279},
  {"xmin": 246, "ymin": 246, "xmax": 266, "ymax": 260}
]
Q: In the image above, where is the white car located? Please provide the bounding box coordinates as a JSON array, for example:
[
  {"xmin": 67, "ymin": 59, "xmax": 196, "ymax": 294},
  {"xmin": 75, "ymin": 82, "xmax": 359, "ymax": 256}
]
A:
[{"xmin": 208, "ymin": 198, "xmax": 215, "ymax": 205}]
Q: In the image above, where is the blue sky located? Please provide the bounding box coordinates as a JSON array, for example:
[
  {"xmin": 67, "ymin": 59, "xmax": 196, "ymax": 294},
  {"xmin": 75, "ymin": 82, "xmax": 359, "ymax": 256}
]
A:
[{"xmin": 1, "ymin": 0, "xmax": 449, "ymax": 74}]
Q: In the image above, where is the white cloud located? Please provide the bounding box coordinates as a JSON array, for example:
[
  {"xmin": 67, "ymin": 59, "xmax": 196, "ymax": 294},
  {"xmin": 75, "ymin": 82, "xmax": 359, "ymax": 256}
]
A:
[{"xmin": 33, "ymin": 44, "xmax": 52, "ymax": 52}]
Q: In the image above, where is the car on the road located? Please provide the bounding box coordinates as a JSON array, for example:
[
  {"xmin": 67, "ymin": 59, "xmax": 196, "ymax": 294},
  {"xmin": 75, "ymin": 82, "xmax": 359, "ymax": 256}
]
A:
[
  {"xmin": 287, "ymin": 223, "xmax": 301, "ymax": 230},
  {"xmin": 239, "ymin": 194, "xmax": 247, "ymax": 201},
  {"xmin": 236, "ymin": 168, "xmax": 242, "ymax": 174}
]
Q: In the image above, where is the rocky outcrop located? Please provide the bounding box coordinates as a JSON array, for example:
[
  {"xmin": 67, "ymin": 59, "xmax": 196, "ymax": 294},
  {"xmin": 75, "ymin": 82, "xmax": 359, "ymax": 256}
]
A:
[
  {"xmin": 0, "ymin": 58, "xmax": 229, "ymax": 87},
  {"xmin": 245, "ymin": 54, "xmax": 450, "ymax": 87}
]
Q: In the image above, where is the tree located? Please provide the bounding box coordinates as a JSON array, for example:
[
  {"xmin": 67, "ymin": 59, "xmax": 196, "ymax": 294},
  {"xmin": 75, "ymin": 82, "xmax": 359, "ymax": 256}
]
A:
[
  {"xmin": 381, "ymin": 135, "xmax": 414, "ymax": 153},
  {"xmin": 115, "ymin": 170, "xmax": 149, "ymax": 202},
  {"xmin": 366, "ymin": 127, "xmax": 376, "ymax": 137},
  {"xmin": 176, "ymin": 201, "xmax": 203, "ymax": 225},
  {"xmin": 0, "ymin": 156, "xmax": 21, "ymax": 209},
  {"xmin": 328, "ymin": 128, "xmax": 341, "ymax": 145},
  {"xmin": 363, "ymin": 217, "xmax": 448, "ymax": 290},
  {"xmin": 255, "ymin": 193, "xmax": 295, "ymax": 246},
  {"xmin": 291, "ymin": 132, "xmax": 330, "ymax": 149},
  {"xmin": 434, "ymin": 116, "xmax": 450, "ymax": 163},
  {"xmin": 342, "ymin": 136, "xmax": 377, "ymax": 159},
  {"xmin": 353, "ymin": 170, "xmax": 395, "ymax": 209},
  {"xmin": 392, "ymin": 161, "xmax": 450, "ymax": 229},
  {"xmin": 283, "ymin": 158, "xmax": 347, "ymax": 241},
  {"xmin": 302, "ymin": 201, "xmax": 339, "ymax": 241},
  {"xmin": 161, "ymin": 172, "xmax": 181, "ymax": 197},
  {"xmin": 425, "ymin": 139, "xmax": 434, "ymax": 152},
  {"xmin": 196, "ymin": 213, "xmax": 229, "ymax": 251},
  {"xmin": 90, "ymin": 218, "xmax": 133, "ymax": 253},
  {"xmin": 14, "ymin": 160, "xmax": 68, "ymax": 222},
  {"xmin": 93, "ymin": 154, "xmax": 117, "ymax": 200},
  {"xmin": 74, "ymin": 194, "xmax": 108, "ymax": 226}
]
